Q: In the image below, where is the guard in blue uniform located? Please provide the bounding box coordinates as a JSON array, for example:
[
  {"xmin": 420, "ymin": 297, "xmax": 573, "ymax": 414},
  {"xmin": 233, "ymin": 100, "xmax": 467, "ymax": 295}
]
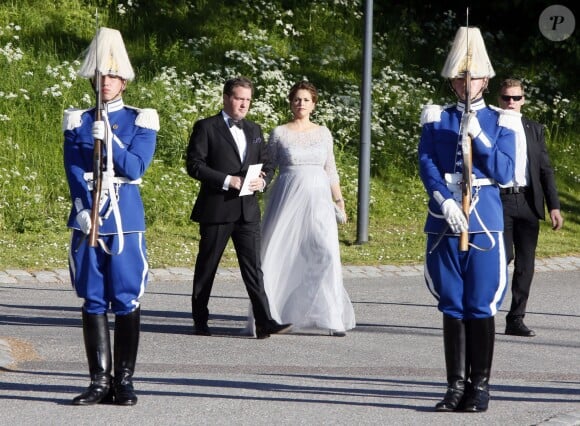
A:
[
  {"xmin": 418, "ymin": 27, "xmax": 516, "ymax": 412},
  {"xmin": 63, "ymin": 27, "xmax": 158, "ymax": 406}
]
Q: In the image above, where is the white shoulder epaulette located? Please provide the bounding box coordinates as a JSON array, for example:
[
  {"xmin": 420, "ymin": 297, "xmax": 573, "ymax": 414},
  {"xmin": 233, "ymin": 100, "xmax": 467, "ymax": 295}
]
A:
[
  {"xmin": 420, "ymin": 104, "xmax": 445, "ymax": 125},
  {"xmin": 490, "ymin": 105, "xmax": 522, "ymax": 130},
  {"xmin": 127, "ymin": 106, "xmax": 160, "ymax": 131},
  {"xmin": 62, "ymin": 108, "xmax": 89, "ymax": 132}
]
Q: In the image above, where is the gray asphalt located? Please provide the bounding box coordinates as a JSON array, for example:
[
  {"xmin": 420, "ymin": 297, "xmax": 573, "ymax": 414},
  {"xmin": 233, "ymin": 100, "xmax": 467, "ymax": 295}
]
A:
[{"xmin": 0, "ymin": 257, "xmax": 579, "ymax": 425}]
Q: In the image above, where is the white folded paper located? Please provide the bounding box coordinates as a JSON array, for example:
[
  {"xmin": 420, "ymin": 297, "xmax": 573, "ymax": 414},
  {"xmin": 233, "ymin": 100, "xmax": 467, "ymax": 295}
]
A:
[{"xmin": 239, "ymin": 163, "xmax": 263, "ymax": 196}]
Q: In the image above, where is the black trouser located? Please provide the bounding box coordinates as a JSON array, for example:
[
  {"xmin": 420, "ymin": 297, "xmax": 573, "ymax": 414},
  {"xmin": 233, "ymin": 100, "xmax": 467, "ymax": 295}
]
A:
[
  {"xmin": 192, "ymin": 220, "xmax": 273, "ymax": 326},
  {"xmin": 501, "ymin": 192, "xmax": 540, "ymax": 321}
]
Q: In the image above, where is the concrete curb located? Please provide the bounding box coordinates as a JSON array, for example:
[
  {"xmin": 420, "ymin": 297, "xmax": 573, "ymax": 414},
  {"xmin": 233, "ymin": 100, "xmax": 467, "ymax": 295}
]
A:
[{"xmin": 0, "ymin": 256, "xmax": 578, "ymax": 285}]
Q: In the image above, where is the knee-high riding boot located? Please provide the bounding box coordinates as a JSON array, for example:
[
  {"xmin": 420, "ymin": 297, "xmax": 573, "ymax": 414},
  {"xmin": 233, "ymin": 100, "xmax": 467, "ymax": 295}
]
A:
[
  {"xmin": 435, "ymin": 315, "xmax": 466, "ymax": 412},
  {"xmin": 463, "ymin": 317, "xmax": 495, "ymax": 412},
  {"xmin": 114, "ymin": 307, "xmax": 140, "ymax": 406},
  {"xmin": 72, "ymin": 311, "xmax": 113, "ymax": 405}
]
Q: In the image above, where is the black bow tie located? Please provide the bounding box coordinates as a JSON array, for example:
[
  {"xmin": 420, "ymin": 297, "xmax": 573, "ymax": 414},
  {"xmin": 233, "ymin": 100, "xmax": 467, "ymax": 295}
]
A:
[{"xmin": 228, "ymin": 118, "xmax": 243, "ymax": 129}]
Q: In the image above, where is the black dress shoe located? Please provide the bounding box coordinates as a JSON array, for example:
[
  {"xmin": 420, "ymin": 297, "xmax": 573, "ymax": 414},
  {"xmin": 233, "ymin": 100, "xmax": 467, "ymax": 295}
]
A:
[
  {"xmin": 100, "ymin": 385, "xmax": 115, "ymax": 404},
  {"xmin": 505, "ymin": 318, "xmax": 535, "ymax": 337},
  {"xmin": 255, "ymin": 322, "xmax": 292, "ymax": 339},
  {"xmin": 329, "ymin": 330, "xmax": 346, "ymax": 337},
  {"xmin": 114, "ymin": 372, "xmax": 138, "ymax": 406},
  {"xmin": 194, "ymin": 323, "xmax": 211, "ymax": 336},
  {"xmin": 72, "ymin": 382, "xmax": 112, "ymax": 405},
  {"xmin": 462, "ymin": 385, "xmax": 490, "ymax": 412},
  {"xmin": 435, "ymin": 386, "xmax": 465, "ymax": 412}
]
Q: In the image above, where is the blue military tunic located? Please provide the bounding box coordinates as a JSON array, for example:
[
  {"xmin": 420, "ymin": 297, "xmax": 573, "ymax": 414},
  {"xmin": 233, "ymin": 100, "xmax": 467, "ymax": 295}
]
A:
[
  {"xmin": 63, "ymin": 98, "xmax": 158, "ymax": 314},
  {"xmin": 418, "ymin": 99, "xmax": 516, "ymax": 319}
]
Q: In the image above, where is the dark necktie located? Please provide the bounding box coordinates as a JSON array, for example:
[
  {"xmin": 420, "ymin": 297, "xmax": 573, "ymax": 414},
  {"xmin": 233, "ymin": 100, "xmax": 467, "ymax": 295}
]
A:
[{"xmin": 228, "ymin": 118, "xmax": 243, "ymax": 129}]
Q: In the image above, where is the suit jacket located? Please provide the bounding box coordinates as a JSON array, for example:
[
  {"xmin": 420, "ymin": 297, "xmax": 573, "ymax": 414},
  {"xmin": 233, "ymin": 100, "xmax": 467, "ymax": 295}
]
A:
[
  {"xmin": 522, "ymin": 116, "xmax": 561, "ymax": 220},
  {"xmin": 186, "ymin": 112, "xmax": 274, "ymax": 224}
]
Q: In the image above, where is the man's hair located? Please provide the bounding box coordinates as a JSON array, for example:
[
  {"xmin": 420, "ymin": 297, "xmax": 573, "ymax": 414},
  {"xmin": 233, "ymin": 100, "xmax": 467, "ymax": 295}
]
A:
[
  {"xmin": 500, "ymin": 78, "xmax": 525, "ymax": 95},
  {"xmin": 223, "ymin": 77, "xmax": 253, "ymax": 96},
  {"xmin": 288, "ymin": 80, "xmax": 318, "ymax": 104}
]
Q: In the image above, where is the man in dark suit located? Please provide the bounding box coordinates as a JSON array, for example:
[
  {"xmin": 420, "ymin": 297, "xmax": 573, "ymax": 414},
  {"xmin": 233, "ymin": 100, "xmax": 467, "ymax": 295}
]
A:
[
  {"xmin": 497, "ymin": 78, "xmax": 564, "ymax": 337},
  {"xmin": 186, "ymin": 77, "xmax": 292, "ymax": 339}
]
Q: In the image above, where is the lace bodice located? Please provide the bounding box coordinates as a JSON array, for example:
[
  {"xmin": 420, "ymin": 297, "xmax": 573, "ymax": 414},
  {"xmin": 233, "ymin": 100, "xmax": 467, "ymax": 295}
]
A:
[{"xmin": 267, "ymin": 125, "xmax": 339, "ymax": 184}]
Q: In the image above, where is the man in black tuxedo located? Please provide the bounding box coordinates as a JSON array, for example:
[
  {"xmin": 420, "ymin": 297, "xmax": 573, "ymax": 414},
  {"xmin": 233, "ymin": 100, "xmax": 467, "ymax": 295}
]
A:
[
  {"xmin": 497, "ymin": 78, "xmax": 564, "ymax": 337},
  {"xmin": 186, "ymin": 77, "xmax": 292, "ymax": 339}
]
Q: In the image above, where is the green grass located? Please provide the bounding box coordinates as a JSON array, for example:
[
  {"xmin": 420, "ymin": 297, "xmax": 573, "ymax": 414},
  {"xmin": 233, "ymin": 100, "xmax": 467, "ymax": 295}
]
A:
[{"xmin": 0, "ymin": 0, "xmax": 578, "ymax": 271}]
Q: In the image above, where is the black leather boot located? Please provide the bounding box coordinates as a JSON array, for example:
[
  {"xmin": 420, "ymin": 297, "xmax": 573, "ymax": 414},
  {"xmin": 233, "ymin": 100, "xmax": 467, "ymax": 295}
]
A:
[
  {"xmin": 435, "ymin": 315, "xmax": 467, "ymax": 412},
  {"xmin": 113, "ymin": 307, "xmax": 140, "ymax": 406},
  {"xmin": 72, "ymin": 311, "xmax": 113, "ymax": 405},
  {"xmin": 463, "ymin": 317, "xmax": 495, "ymax": 412}
]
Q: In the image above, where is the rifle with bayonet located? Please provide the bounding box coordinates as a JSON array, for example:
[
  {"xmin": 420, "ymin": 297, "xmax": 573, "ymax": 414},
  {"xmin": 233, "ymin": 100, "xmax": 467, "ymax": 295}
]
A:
[
  {"xmin": 459, "ymin": 9, "xmax": 472, "ymax": 252},
  {"xmin": 88, "ymin": 14, "xmax": 103, "ymax": 247}
]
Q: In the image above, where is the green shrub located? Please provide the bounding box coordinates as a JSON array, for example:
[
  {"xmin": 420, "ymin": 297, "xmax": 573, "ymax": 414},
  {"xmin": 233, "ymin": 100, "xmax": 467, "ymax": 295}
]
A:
[{"xmin": 0, "ymin": 0, "xmax": 577, "ymax": 270}]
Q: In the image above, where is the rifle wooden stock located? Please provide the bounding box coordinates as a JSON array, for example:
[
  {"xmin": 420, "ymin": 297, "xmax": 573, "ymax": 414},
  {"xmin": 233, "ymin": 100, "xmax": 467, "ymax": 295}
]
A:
[
  {"xmin": 459, "ymin": 134, "xmax": 472, "ymax": 251},
  {"xmin": 459, "ymin": 69, "xmax": 472, "ymax": 252},
  {"xmin": 88, "ymin": 70, "xmax": 103, "ymax": 247}
]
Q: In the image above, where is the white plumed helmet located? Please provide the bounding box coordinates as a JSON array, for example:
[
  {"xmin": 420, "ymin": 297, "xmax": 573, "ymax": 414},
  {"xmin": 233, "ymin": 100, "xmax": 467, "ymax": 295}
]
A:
[
  {"xmin": 441, "ymin": 27, "xmax": 495, "ymax": 79},
  {"xmin": 78, "ymin": 27, "xmax": 135, "ymax": 81}
]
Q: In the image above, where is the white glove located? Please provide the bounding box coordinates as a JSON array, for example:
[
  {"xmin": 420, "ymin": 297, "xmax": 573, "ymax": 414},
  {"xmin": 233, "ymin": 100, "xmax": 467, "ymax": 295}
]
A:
[
  {"xmin": 464, "ymin": 112, "xmax": 482, "ymax": 139},
  {"xmin": 440, "ymin": 199, "xmax": 468, "ymax": 234},
  {"xmin": 92, "ymin": 120, "xmax": 106, "ymax": 141},
  {"xmin": 76, "ymin": 209, "xmax": 92, "ymax": 235}
]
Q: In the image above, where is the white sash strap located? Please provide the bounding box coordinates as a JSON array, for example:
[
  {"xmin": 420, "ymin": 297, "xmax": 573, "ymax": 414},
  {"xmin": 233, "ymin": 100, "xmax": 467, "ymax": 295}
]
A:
[
  {"xmin": 81, "ymin": 121, "xmax": 138, "ymax": 255},
  {"xmin": 95, "ymin": 171, "xmax": 124, "ymax": 256},
  {"xmin": 428, "ymin": 173, "xmax": 498, "ymax": 253}
]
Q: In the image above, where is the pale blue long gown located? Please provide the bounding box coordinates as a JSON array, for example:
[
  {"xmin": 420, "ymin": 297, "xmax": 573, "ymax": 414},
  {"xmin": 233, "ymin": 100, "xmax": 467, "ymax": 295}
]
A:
[{"xmin": 245, "ymin": 124, "xmax": 356, "ymax": 335}]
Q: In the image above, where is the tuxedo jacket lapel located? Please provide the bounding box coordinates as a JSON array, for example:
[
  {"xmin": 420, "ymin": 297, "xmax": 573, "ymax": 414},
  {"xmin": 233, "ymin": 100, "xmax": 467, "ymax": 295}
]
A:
[{"xmin": 241, "ymin": 123, "xmax": 253, "ymax": 168}]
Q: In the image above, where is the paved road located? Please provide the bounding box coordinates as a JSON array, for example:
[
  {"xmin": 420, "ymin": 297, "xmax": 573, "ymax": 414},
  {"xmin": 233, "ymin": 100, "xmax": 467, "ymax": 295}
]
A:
[{"xmin": 0, "ymin": 257, "xmax": 579, "ymax": 425}]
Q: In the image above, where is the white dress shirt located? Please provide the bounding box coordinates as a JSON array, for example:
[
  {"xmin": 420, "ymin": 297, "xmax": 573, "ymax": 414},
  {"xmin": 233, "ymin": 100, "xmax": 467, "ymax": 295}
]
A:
[
  {"xmin": 221, "ymin": 111, "xmax": 247, "ymax": 190},
  {"xmin": 500, "ymin": 112, "xmax": 528, "ymax": 188}
]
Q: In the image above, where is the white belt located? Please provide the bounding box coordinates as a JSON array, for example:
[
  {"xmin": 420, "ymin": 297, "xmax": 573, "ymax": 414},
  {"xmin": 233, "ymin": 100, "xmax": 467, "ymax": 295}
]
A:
[
  {"xmin": 445, "ymin": 173, "xmax": 495, "ymax": 203},
  {"xmin": 83, "ymin": 172, "xmax": 142, "ymax": 190},
  {"xmin": 445, "ymin": 173, "xmax": 495, "ymax": 187},
  {"xmin": 473, "ymin": 178, "xmax": 495, "ymax": 186}
]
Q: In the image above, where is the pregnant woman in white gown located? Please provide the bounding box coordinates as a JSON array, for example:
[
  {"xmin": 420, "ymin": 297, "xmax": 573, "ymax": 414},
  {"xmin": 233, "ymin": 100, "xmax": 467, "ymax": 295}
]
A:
[{"xmin": 246, "ymin": 81, "xmax": 355, "ymax": 336}]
